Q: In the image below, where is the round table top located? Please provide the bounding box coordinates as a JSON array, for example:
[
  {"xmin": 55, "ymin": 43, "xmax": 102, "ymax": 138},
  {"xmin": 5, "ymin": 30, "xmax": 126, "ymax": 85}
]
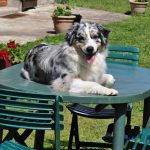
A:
[{"xmin": 0, "ymin": 63, "xmax": 150, "ymax": 104}]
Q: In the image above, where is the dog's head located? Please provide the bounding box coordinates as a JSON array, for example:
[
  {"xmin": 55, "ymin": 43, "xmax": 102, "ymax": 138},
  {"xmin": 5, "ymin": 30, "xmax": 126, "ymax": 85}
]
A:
[{"xmin": 65, "ymin": 22, "xmax": 110, "ymax": 64}]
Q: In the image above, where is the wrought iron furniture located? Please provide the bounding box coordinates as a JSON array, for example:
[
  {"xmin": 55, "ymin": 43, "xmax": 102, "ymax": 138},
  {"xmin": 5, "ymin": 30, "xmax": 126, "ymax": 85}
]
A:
[
  {"xmin": 0, "ymin": 88, "xmax": 63, "ymax": 150},
  {"xmin": 67, "ymin": 45, "xmax": 139, "ymax": 149}
]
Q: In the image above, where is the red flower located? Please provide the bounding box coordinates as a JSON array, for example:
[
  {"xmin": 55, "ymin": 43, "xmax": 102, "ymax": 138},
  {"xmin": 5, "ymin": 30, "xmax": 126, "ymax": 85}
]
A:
[
  {"xmin": 7, "ymin": 41, "xmax": 16, "ymax": 49},
  {"xmin": 0, "ymin": 49, "xmax": 10, "ymax": 61}
]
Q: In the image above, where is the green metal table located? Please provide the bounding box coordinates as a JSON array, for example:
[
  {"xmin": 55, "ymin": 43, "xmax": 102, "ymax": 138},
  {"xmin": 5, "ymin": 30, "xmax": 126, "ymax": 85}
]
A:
[{"xmin": 0, "ymin": 63, "xmax": 150, "ymax": 150}]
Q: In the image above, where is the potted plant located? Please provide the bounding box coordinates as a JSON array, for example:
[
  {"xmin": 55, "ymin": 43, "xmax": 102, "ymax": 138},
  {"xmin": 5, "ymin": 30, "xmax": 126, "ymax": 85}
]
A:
[
  {"xmin": 129, "ymin": 0, "xmax": 149, "ymax": 15},
  {"xmin": 52, "ymin": 5, "xmax": 82, "ymax": 33}
]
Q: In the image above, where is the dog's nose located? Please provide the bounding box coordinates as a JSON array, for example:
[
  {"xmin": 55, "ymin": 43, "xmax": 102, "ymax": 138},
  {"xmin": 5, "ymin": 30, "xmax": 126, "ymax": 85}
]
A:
[{"xmin": 86, "ymin": 46, "xmax": 94, "ymax": 54}]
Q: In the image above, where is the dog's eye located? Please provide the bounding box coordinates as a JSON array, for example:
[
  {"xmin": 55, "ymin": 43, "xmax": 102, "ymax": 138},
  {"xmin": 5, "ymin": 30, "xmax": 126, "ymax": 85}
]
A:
[
  {"xmin": 92, "ymin": 35, "xmax": 99, "ymax": 39},
  {"xmin": 78, "ymin": 36, "xmax": 85, "ymax": 42}
]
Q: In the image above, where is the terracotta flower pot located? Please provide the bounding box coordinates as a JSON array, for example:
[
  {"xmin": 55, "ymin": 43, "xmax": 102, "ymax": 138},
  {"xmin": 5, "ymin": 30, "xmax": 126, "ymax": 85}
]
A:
[
  {"xmin": 129, "ymin": 0, "xmax": 148, "ymax": 15},
  {"xmin": 52, "ymin": 15, "xmax": 76, "ymax": 33}
]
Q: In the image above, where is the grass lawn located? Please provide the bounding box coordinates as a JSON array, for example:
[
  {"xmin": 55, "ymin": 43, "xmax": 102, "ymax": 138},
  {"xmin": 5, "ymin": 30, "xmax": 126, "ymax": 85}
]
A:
[
  {"xmin": 2, "ymin": 0, "xmax": 150, "ymax": 149},
  {"xmin": 69, "ymin": 0, "xmax": 130, "ymax": 13}
]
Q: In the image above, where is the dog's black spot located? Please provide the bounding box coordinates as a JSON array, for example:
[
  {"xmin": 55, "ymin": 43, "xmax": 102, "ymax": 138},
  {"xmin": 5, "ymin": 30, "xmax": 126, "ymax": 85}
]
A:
[
  {"xmin": 55, "ymin": 55, "xmax": 71, "ymax": 71},
  {"xmin": 61, "ymin": 73, "xmax": 67, "ymax": 79},
  {"xmin": 50, "ymin": 59, "xmax": 54, "ymax": 67},
  {"xmin": 32, "ymin": 54, "xmax": 37, "ymax": 65},
  {"xmin": 53, "ymin": 67, "xmax": 61, "ymax": 79},
  {"xmin": 54, "ymin": 66, "xmax": 57, "ymax": 73},
  {"xmin": 34, "ymin": 43, "xmax": 48, "ymax": 50},
  {"xmin": 35, "ymin": 71, "xmax": 39, "ymax": 78},
  {"xmin": 60, "ymin": 61, "xmax": 72, "ymax": 72},
  {"xmin": 58, "ymin": 54, "xmax": 65, "ymax": 60},
  {"xmin": 63, "ymin": 62, "xmax": 70, "ymax": 70},
  {"xmin": 24, "ymin": 63, "xmax": 28, "ymax": 70},
  {"xmin": 28, "ymin": 53, "xmax": 32, "ymax": 59}
]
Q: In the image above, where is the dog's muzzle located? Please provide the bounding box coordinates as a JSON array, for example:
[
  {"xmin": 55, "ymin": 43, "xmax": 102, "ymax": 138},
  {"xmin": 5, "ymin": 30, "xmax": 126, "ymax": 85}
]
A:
[
  {"xmin": 82, "ymin": 46, "xmax": 98, "ymax": 64},
  {"xmin": 86, "ymin": 46, "xmax": 94, "ymax": 54}
]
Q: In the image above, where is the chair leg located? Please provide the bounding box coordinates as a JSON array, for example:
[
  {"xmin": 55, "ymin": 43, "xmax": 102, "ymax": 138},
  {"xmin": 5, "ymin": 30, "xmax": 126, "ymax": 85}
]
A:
[
  {"xmin": 0, "ymin": 128, "xmax": 3, "ymax": 143},
  {"xmin": 126, "ymin": 110, "xmax": 132, "ymax": 125},
  {"xmin": 68, "ymin": 118, "xmax": 74, "ymax": 150},
  {"xmin": 68, "ymin": 114, "xmax": 80, "ymax": 150},
  {"xmin": 34, "ymin": 130, "xmax": 45, "ymax": 150},
  {"xmin": 102, "ymin": 123, "xmax": 113, "ymax": 143},
  {"xmin": 74, "ymin": 114, "xmax": 80, "ymax": 150}
]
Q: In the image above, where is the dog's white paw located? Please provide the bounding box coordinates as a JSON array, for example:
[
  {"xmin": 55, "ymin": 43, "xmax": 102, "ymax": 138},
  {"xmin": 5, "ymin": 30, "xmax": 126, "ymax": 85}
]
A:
[
  {"xmin": 106, "ymin": 75, "xmax": 115, "ymax": 87},
  {"xmin": 86, "ymin": 85, "xmax": 118, "ymax": 96},
  {"xmin": 94, "ymin": 87, "xmax": 118, "ymax": 96},
  {"xmin": 104, "ymin": 88, "xmax": 118, "ymax": 96},
  {"xmin": 69, "ymin": 79, "xmax": 118, "ymax": 96},
  {"xmin": 102, "ymin": 74, "xmax": 116, "ymax": 88}
]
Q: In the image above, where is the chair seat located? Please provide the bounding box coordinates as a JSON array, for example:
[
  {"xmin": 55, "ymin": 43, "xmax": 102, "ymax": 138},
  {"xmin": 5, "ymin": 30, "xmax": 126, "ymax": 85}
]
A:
[
  {"xmin": 0, "ymin": 141, "xmax": 33, "ymax": 150},
  {"xmin": 67, "ymin": 103, "xmax": 115, "ymax": 119}
]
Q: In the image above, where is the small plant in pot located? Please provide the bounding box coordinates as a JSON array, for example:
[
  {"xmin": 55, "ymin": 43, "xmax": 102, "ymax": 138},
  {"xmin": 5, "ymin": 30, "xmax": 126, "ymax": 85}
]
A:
[
  {"xmin": 52, "ymin": 5, "xmax": 82, "ymax": 33},
  {"xmin": 129, "ymin": 0, "xmax": 149, "ymax": 15}
]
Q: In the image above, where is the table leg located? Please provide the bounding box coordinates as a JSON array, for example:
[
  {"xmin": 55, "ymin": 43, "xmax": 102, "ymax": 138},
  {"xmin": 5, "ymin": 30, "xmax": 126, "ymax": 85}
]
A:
[
  {"xmin": 113, "ymin": 104, "xmax": 127, "ymax": 150},
  {"xmin": 143, "ymin": 97, "xmax": 150, "ymax": 131}
]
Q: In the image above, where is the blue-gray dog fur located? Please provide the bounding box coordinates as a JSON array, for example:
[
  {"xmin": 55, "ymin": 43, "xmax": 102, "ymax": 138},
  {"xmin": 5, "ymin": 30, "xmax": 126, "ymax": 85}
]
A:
[{"xmin": 21, "ymin": 22, "xmax": 118, "ymax": 95}]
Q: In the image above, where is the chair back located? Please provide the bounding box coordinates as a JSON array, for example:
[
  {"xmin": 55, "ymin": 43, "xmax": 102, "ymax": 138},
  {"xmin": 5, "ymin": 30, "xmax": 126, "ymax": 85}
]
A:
[
  {"xmin": 107, "ymin": 45, "xmax": 139, "ymax": 66},
  {"xmin": 0, "ymin": 88, "xmax": 63, "ymax": 149},
  {"xmin": 107, "ymin": 45, "xmax": 140, "ymax": 114}
]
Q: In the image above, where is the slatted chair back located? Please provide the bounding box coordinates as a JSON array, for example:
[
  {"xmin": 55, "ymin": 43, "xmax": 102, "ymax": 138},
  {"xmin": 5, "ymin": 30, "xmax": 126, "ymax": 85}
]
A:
[
  {"xmin": 107, "ymin": 45, "xmax": 140, "ymax": 110},
  {"xmin": 107, "ymin": 45, "xmax": 139, "ymax": 66},
  {"xmin": 0, "ymin": 88, "xmax": 63, "ymax": 150},
  {"xmin": 107, "ymin": 45, "xmax": 140, "ymax": 116}
]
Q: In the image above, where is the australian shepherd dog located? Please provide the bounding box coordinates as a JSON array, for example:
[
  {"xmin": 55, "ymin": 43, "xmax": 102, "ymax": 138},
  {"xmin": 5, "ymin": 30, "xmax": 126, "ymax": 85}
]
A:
[{"xmin": 21, "ymin": 22, "xmax": 118, "ymax": 95}]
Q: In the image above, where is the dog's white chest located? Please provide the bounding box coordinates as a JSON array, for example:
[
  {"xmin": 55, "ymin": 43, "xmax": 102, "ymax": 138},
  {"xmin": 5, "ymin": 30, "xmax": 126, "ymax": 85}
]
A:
[{"xmin": 79, "ymin": 54, "xmax": 106, "ymax": 82}]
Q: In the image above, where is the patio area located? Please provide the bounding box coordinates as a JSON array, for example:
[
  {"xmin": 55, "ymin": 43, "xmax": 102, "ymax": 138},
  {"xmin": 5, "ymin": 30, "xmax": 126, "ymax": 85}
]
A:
[{"xmin": 0, "ymin": 4, "xmax": 129, "ymax": 44}]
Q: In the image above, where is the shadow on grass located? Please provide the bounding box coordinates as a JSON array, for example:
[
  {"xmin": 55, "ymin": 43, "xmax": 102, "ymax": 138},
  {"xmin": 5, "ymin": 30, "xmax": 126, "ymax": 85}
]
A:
[
  {"xmin": 47, "ymin": 30, "xmax": 57, "ymax": 35},
  {"xmin": 125, "ymin": 11, "xmax": 132, "ymax": 15}
]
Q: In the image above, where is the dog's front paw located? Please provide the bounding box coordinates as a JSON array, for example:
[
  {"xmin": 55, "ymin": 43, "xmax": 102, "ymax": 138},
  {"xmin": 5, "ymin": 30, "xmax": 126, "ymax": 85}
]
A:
[
  {"xmin": 102, "ymin": 74, "xmax": 116, "ymax": 88},
  {"xmin": 87, "ymin": 85, "xmax": 118, "ymax": 96},
  {"xmin": 104, "ymin": 88, "xmax": 118, "ymax": 96}
]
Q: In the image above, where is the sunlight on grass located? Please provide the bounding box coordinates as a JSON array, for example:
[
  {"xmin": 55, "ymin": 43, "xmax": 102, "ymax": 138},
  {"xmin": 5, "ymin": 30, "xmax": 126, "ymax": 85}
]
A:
[{"xmin": 69, "ymin": 0, "xmax": 130, "ymax": 13}]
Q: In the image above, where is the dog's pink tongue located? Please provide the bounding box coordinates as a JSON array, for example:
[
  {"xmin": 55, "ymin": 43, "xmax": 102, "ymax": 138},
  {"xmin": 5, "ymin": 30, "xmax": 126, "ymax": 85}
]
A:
[{"xmin": 86, "ymin": 55, "xmax": 96, "ymax": 64}]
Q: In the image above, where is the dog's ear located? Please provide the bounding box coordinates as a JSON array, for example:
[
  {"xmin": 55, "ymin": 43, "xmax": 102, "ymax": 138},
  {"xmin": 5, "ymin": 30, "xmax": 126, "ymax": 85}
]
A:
[
  {"xmin": 65, "ymin": 23, "xmax": 80, "ymax": 46},
  {"xmin": 96, "ymin": 24, "xmax": 110, "ymax": 45}
]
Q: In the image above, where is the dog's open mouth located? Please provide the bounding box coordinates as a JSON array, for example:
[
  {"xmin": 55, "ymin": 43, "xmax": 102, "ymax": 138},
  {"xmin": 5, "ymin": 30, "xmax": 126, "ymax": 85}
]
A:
[
  {"xmin": 81, "ymin": 49, "xmax": 98, "ymax": 64},
  {"xmin": 86, "ymin": 54, "xmax": 96, "ymax": 64}
]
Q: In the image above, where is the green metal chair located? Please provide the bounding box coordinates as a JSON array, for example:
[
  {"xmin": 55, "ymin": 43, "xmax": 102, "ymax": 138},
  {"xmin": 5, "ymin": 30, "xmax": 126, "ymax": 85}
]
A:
[
  {"xmin": 0, "ymin": 88, "xmax": 64, "ymax": 150},
  {"xmin": 67, "ymin": 45, "xmax": 139, "ymax": 150},
  {"xmin": 124, "ymin": 127, "xmax": 150, "ymax": 150},
  {"xmin": 0, "ymin": 140, "xmax": 33, "ymax": 150}
]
